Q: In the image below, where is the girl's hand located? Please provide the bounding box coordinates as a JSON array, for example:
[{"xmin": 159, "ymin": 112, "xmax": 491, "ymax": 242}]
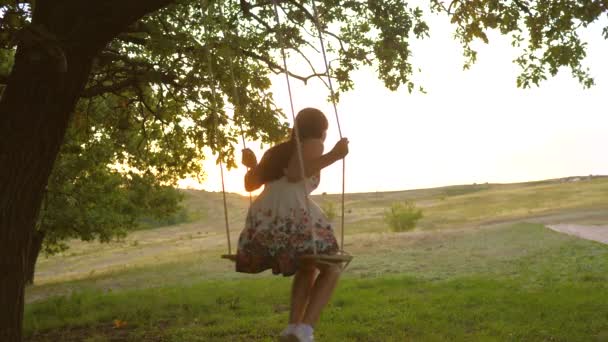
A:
[
  {"xmin": 241, "ymin": 148, "xmax": 258, "ymax": 168},
  {"xmin": 330, "ymin": 137, "xmax": 349, "ymax": 160}
]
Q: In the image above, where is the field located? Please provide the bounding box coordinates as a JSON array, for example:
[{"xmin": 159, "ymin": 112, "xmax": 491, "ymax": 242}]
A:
[{"xmin": 25, "ymin": 177, "xmax": 608, "ymax": 341}]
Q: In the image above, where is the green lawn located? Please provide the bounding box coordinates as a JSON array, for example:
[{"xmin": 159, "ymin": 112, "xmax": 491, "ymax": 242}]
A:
[
  {"xmin": 24, "ymin": 177, "xmax": 608, "ymax": 341},
  {"xmin": 25, "ymin": 275, "xmax": 608, "ymax": 341},
  {"xmin": 25, "ymin": 223, "xmax": 608, "ymax": 341}
]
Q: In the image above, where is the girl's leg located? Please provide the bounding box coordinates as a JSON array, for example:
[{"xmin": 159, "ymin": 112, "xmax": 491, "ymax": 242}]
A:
[
  {"xmin": 289, "ymin": 261, "xmax": 318, "ymax": 324},
  {"xmin": 301, "ymin": 262, "xmax": 341, "ymax": 326}
]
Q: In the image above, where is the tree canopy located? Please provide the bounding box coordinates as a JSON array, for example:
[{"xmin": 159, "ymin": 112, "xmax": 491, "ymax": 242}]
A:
[
  {"xmin": 431, "ymin": 0, "xmax": 608, "ymax": 88},
  {"xmin": 38, "ymin": 114, "xmax": 184, "ymax": 256},
  {"xmin": 2, "ymin": 0, "xmax": 605, "ymax": 183}
]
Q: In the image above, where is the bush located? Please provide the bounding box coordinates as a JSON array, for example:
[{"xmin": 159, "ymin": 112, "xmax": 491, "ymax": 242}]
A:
[
  {"xmin": 137, "ymin": 206, "xmax": 192, "ymax": 230},
  {"xmin": 384, "ymin": 201, "xmax": 423, "ymax": 232},
  {"xmin": 321, "ymin": 200, "xmax": 337, "ymax": 221}
]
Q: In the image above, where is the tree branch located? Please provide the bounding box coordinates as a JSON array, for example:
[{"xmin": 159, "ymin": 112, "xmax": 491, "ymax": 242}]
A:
[
  {"xmin": 513, "ymin": 0, "xmax": 533, "ymax": 16},
  {"xmin": 321, "ymin": 30, "xmax": 346, "ymax": 53},
  {"xmin": 240, "ymin": 49, "xmax": 325, "ymax": 84},
  {"xmin": 117, "ymin": 34, "xmax": 148, "ymax": 45},
  {"xmin": 35, "ymin": 0, "xmax": 178, "ymax": 53},
  {"xmin": 290, "ymin": 45, "xmax": 330, "ymax": 88},
  {"xmin": 81, "ymin": 78, "xmax": 138, "ymax": 98},
  {"xmin": 280, "ymin": 1, "xmax": 346, "ymax": 55},
  {"xmin": 246, "ymin": 10, "xmax": 275, "ymax": 33},
  {"xmin": 97, "ymin": 51, "xmax": 152, "ymax": 68},
  {"xmin": 447, "ymin": 0, "xmax": 460, "ymax": 15},
  {"xmin": 83, "ymin": 50, "xmax": 182, "ymax": 97}
]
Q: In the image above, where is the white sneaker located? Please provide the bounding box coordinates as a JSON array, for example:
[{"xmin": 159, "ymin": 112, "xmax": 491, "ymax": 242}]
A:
[{"xmin": 288, "ymin": 324, "xmax": 314, "ymax": 342}]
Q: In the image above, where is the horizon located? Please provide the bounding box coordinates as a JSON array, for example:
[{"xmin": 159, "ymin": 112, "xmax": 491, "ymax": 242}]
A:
[{"xmin": 179, "ymin": 173, "xmax": 608, "ymax": 197}]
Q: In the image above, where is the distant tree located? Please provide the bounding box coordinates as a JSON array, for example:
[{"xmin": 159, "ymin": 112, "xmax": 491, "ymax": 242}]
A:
[{"xmin": 2, "ymin": 0, "xmax": 608, "ymax": 340}]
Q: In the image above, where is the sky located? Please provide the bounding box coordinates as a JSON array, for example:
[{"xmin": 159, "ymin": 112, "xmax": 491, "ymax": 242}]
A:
[{"xmin": 178, "ymin": 14, "xmax": 608, "ymax": 196}]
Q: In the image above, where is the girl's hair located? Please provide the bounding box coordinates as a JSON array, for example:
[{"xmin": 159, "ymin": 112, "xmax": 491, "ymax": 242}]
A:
[{"xmin": 256, "ymin": 108, "xmax": 328, "ymax": 184}]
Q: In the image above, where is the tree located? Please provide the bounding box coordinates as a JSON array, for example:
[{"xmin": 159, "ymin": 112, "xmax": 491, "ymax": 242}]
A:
[
  {"xmin": 0, "ymin": 2, "xmax": 181, "ymax": 340},
  {"xmin": 26, "ymin": 111, "xmax": 185, "ymax": 285},
  {"xmin": 1, "ymin": 0, "xmax": 607, "ymax": 340}
]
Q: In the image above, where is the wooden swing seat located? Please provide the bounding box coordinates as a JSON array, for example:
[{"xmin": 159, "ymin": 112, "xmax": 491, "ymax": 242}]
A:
[
  {"xmin": 221, "ymin": 254, "xmax": 238, "ymax": 261},
  {"xmin": 221, "ymin": 252, "xmax": 354, "ymax": 269},
  {"xmin": 299, "ymin": 252, "xmax": 353, "ymax": 268}
]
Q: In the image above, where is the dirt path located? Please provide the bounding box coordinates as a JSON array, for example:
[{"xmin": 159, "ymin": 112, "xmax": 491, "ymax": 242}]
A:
[{"xmin": 547, "ymin": 224, "xmax": 608, "ymax": 244}]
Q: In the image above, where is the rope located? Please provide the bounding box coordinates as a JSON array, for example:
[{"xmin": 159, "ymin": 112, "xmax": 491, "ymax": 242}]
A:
[
  {"xmin": 201, "ymin": 0, "xmax": 232, "ymax": 255},
  {"xmin": 228, "ymin": 34, "xmax": 254, "ymax": 227},
  {"xmin": 221, "ymin": 1, "xmax": 254, "ymax": 233},
  {"xmin": 310, "ymin": 0, "xmax": 346, "ymax": 252},
  {"xmin": 219, "ymin": 159, "xmax": 231, "ymax": 255},
  {"xmin": 272, "ymin": 0, "xmax": 318, "ymax": 256},
  {"xmin": 309, "ymin": 2, "xmax": 342, "ymax": 138}
]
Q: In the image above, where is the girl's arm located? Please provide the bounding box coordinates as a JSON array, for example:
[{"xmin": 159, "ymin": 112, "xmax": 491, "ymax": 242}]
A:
[
  {"xmin": 244, "ymin": 169, "xmax": 262, "ymax": 192},
  {"xmin": 284, "ymin": 138, "xmax": 349, "ymax": 181},
  {"xmin": 243, "ymin": 149, "xmax": 263, "ymax": 192}
]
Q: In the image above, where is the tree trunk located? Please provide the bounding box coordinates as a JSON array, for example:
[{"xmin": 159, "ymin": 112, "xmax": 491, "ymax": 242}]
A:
[
  {"xmin": 0, "ymin": 1, "xmax": 176, "ymax": 340},
  {"xmin": 0, "ymin": 40, "xmax": 94, "ymax": 342},
  {"xmin": 24, "ymin": 231, "xmax": 45, "ymax": 286}
]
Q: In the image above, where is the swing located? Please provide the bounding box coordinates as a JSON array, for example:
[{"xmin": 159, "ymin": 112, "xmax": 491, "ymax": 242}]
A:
[{"xmin": 209, "ymin": 0, "xmax": 353, "ymax": 268}]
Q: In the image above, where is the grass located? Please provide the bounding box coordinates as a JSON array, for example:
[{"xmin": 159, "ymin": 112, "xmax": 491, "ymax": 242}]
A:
[
  {"xmin": 24, "ymin": 223, "xmax": 608, "ymax": 341},
  {"xmin": 419, "ymin": 178, "xmax": 608, "ymax": 229},
  {"xmin": 23, "ymin": 177, "xmax": 608, "ymax": 341},
  {"xmin": 346, "ymin": 223, "xmax": 608, "ymax": 281},
  {"xmin": 24, "ymin": 275, "xmax": 608, "ymax": 341},
  {"xmin": 27, "ymin": 177, "xmax": 608, "ymax": 297},
  {"xmin": 311, "ymin": 177, "xmax": 608, "ymax": 234},
  {"xmin": 27, "ymin": 220, "xmax": 606, "ymax": 301}
]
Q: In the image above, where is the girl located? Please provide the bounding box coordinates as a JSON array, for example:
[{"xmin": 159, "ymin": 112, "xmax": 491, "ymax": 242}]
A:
[{"xmin": 236, "ymin": 107, "xmax": 349, "ymax": 342}]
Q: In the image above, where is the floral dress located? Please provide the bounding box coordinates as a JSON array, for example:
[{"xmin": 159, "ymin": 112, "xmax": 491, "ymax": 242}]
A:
[{"xmin": 235, "ymin": 175, "xmax": 338, "ymax": 276}]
